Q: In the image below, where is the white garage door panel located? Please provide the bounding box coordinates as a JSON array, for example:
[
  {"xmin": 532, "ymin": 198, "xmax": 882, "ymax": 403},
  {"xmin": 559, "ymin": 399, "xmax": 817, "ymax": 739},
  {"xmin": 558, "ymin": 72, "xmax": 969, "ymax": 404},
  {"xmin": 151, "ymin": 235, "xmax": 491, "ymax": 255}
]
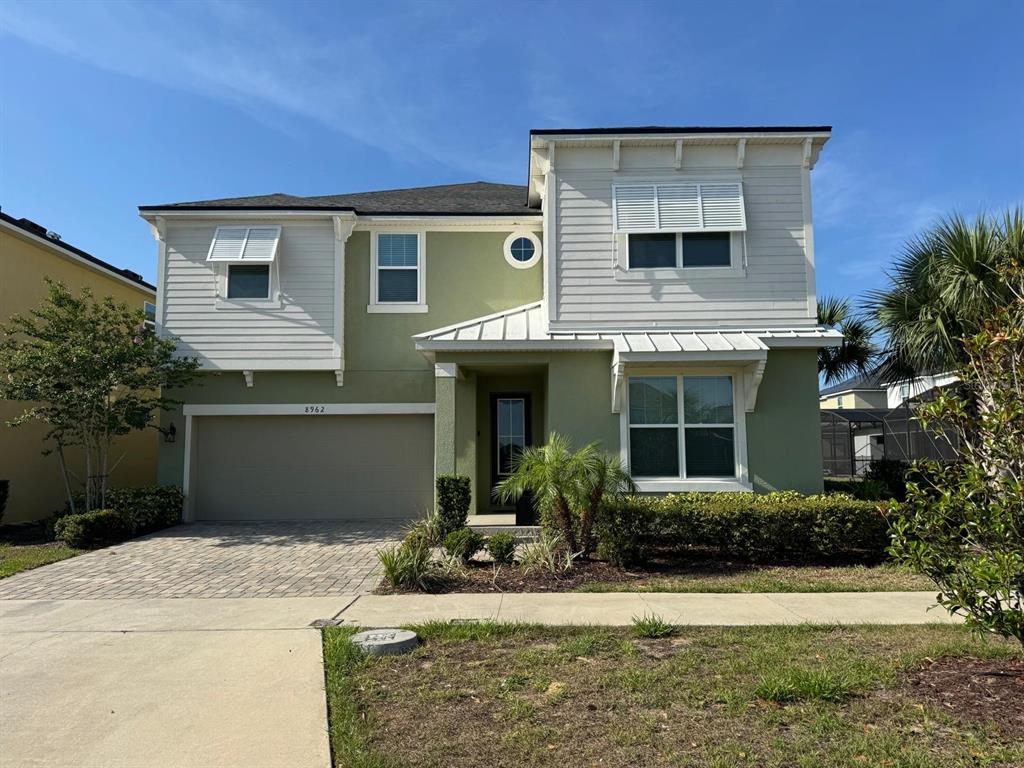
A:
[{"xmin": 194, "ymin": 415, "xmax": 434, "ymax": 521}]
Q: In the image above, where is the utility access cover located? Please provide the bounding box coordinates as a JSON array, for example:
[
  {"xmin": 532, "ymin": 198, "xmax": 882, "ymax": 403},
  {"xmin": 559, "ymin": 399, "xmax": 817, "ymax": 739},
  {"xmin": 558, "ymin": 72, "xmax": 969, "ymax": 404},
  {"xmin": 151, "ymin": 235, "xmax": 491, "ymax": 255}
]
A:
[{"xmin": 351, "ymin": 629, "xmax": 419, "ymax": 656}]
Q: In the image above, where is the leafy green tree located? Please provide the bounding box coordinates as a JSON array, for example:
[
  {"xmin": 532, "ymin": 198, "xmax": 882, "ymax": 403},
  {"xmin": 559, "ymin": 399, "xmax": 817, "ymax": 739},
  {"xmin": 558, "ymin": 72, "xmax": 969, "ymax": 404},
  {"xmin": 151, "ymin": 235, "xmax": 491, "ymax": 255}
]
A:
[
  {"xmin": 867, "ymin": 208, "xmax": 1023, "ymax": 381},
  {"xmin": 0, "ymin": 280, "xmax": 199, "ymax": 513},
  {"xmin": 816, "ymin": 295, "xmax": 876, "ymax": 385},
  {"xmin": 495, "ymin": 433, "xmax": 634, "ymax": 556},
  {"xmin": 888, "ymin": 255, "xmax": 1024, "ymax": 644}
]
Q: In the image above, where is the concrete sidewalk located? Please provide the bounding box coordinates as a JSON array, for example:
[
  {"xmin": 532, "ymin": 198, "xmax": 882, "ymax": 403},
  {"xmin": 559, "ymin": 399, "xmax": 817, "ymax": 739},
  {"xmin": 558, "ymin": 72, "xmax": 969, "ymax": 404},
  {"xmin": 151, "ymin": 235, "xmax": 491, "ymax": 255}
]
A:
[
  {"xmin": 0, "ymin": 598, "xmax": 347, "ymax": 768},
  {"xmin": 334, "ymin": 590, "xmax": 954, "ymax": 627}
]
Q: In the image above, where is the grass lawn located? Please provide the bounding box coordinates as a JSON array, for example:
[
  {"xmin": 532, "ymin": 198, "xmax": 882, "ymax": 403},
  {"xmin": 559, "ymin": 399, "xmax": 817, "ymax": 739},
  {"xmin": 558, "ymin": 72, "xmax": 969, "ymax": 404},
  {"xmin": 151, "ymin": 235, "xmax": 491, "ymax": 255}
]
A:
[
  {"xmin": 323, "ymin": 623, "xmax": 1023, "ymax": 768},
  {"xmin": 0, "ymin": 542, "xmax": 80, "ymax": 578},
  {"xmin": 575, "ymin": 562, "xmax": 933, "ymax": 593}
]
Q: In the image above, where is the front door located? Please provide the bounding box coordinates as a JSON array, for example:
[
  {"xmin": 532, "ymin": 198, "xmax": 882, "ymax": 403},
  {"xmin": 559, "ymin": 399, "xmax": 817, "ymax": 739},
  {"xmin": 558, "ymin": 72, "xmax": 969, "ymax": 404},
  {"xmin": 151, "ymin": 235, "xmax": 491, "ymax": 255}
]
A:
[{"xmin": 491, "ymin": 394, "xmax": 534, "ymax": 523}]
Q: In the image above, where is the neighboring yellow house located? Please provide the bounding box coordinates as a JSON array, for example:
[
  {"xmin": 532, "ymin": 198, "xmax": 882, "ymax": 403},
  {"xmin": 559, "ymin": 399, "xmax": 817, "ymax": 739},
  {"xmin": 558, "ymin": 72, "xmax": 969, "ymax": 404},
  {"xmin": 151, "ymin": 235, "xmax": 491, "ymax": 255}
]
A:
[
  {"xmin": 1, "ymin": 211, "xmax": 158, "ymax": 523},
  {"xmin": 819, "ymin": 372, "xmax": 889, "ymax": 411}
]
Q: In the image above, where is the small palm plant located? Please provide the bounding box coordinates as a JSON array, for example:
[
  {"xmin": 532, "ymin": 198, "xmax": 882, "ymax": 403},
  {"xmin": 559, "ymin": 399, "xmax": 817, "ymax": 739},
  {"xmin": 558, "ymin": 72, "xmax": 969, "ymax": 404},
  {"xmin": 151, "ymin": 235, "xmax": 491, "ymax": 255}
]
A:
[{"xmin": 496, "ymin": 433, "xmax": 633, "ymax": 557}]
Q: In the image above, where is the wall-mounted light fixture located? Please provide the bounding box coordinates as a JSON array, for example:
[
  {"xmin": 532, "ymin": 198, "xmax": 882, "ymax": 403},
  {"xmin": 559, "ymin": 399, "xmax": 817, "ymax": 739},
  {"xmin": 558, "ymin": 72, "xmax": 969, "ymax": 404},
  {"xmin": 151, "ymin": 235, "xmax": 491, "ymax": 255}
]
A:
[{"xmin": 163, "ymin": 423, "xmax": 177, "ymax": 443}]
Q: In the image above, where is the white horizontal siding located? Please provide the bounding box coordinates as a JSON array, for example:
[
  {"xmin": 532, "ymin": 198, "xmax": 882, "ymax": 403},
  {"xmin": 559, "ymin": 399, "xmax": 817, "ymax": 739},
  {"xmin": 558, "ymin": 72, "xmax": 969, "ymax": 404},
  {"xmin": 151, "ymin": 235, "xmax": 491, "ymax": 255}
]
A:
[
  {"xmin": 162, "ymin": 221, "xmax": 337, "ymax": 369},
  {"xmin": 552, "ymin": 159, "xmax": 814, "ymax": 330}
]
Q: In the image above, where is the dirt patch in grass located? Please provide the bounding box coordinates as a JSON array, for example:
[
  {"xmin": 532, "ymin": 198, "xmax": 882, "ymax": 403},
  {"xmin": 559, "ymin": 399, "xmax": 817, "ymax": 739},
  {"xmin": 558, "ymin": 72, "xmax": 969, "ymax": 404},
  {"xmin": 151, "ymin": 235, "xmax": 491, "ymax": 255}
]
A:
[
  {"xmin": 375, "ymin": 554, "xmax": 931, "ymax": 595},
  {"xmin": 324, "ymin": 624, "xmax": 1024, "ymax": 768},
  {"xmin": 903, "ymin": 657, "xmax": 1024, "ymax": 737}
]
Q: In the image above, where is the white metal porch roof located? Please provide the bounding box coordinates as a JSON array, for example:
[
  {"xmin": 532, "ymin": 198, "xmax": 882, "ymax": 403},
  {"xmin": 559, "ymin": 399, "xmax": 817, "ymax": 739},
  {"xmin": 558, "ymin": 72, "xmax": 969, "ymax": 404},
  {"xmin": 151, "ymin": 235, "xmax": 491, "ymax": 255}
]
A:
[{"xmin": 413, "ymin": 301, "xmax": 842, "ymax": 355}]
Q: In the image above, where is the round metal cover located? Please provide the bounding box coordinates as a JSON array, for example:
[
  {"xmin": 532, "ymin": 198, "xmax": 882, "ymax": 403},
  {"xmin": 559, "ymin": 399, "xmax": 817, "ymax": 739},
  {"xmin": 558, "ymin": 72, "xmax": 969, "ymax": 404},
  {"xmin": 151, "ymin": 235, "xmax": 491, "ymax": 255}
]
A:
[{"xmin": 350, "ymin": 628, "xmax": 419, "ymax": 656}]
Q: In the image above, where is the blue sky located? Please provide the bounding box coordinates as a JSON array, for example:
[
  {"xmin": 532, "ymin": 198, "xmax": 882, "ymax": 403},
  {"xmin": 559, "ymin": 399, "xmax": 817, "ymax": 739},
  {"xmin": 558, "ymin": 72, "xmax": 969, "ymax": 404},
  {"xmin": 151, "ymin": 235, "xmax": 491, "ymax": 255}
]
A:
[{"xmin": 1, "ymin": 0, "xmax": 1021, "ymax": 298}]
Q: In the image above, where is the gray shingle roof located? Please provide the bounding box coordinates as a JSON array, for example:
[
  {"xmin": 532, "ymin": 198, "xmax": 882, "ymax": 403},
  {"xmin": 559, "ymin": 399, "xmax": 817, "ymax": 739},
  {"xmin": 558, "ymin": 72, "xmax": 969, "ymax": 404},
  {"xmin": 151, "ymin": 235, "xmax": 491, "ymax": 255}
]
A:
[
  {"xmin": 139, "ymin": 182, "xmax": 538, "ymax": 216},
  {"xmin": 819, "ymin": 371, "xmax": 887, "ymax": 396}
]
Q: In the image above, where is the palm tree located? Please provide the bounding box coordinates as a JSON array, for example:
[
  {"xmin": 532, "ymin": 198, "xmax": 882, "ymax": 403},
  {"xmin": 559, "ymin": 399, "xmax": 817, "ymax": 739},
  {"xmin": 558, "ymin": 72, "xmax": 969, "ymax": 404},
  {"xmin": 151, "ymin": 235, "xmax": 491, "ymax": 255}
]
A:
[
  {"xmin": 577, "ymin": 453, "xmax": 635, "ymax": 556},
  {"xmin": 495, "ymin": 434, "xmax": 634, "ymax": 557},
  {"xmin": 866, "ymin": 208, "xmax": 1023, "ymax": 382},
  {"xmin": 817, "ymin": 295, "xmax": 876, "ymax": 385},
  {"xmin": 494, "ymin": 433, "xmax": 595, "ymax": 553}
]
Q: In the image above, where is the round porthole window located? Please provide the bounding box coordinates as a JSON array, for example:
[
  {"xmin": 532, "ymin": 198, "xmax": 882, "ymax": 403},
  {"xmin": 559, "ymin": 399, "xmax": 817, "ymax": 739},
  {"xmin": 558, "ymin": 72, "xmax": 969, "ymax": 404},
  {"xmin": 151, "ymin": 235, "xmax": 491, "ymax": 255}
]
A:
[{"xmin": 503, "ymin": 231, "xmax": 541, "ymax": 269}]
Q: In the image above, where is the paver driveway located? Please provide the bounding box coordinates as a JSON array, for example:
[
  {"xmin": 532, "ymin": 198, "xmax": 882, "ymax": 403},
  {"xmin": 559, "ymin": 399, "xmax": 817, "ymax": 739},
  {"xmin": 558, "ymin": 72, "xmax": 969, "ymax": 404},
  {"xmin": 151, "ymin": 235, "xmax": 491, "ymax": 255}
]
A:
[{"xmin": 0, "ymin": 521, "xmax": 404, "ymax": 600}]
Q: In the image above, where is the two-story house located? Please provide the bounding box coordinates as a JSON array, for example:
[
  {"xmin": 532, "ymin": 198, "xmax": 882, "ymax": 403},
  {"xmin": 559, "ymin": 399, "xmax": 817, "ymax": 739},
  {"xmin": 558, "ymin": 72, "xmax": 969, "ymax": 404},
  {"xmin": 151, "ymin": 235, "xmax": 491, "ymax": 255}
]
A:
[{"xmin": 140, "ymin": 125, "xmax": 839, "ymax": 524}]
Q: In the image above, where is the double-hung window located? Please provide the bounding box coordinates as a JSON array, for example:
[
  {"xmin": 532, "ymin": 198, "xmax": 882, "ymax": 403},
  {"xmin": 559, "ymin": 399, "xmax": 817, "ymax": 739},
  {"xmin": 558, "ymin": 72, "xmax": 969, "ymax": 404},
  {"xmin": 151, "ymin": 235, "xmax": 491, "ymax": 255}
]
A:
[
  {"xmin": 369, "ymin": 232, "xmax": 427, "ymax": 312},
  {"xmin": 613, "ymin": 182, "xmax": 745, "ymax": 273},
  {"xmin": 628, "ymin": 375, "xmax": 737, "ymax": 479}
]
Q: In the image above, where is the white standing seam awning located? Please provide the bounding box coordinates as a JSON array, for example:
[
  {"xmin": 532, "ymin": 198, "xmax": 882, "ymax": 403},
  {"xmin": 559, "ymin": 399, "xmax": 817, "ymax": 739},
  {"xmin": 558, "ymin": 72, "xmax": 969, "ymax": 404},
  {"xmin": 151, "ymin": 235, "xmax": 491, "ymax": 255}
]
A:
[{"xmin": 413, "ymin": 302, "xmax": 842, "ymax": 413}]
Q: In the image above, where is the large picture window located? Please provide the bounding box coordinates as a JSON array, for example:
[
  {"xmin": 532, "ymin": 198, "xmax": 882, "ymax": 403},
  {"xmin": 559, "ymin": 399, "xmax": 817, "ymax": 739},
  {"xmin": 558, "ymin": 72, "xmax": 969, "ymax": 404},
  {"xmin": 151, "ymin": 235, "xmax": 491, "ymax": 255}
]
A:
[{"xmin": 628, "ymin": 375, "xmax": 736, "ymax": 478}]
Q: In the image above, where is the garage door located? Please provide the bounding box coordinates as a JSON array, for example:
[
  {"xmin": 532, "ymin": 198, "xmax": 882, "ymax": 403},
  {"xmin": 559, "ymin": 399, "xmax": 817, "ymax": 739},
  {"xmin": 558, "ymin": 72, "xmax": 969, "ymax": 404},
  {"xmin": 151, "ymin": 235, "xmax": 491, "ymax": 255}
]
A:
[{"xmin": 192, "ymin": 415, "xmax": 434, "ymax": 521}]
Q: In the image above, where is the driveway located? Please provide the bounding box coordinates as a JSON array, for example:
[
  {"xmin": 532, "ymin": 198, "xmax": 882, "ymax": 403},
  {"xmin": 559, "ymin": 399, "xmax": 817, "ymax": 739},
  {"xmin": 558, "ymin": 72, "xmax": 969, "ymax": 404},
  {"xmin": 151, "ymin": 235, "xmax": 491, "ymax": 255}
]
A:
[{"xmin": 0, "ymin": 520, "xmax": 404, "ymax": 600}]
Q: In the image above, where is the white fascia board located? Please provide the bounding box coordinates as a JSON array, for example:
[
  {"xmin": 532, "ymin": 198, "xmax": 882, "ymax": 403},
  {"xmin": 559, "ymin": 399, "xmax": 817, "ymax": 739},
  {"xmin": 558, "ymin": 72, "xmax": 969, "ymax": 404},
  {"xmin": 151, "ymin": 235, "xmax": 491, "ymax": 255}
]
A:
[
  {"xmin": 182, "ymin": 402, "xmax": 436, "ymax": 417},
  {"xmin": 192, "ymin": 359, "xmax": 342, "ymax": 371},
  {"xmin": 761, "ymin": 336, "xmax": 842, "ymax": 349},
  {"xmin": 617, "ymin": 349, "xmax": 768, "ymax": 364},
  {"xmin": 356, "ymin": 216, "xmax": 542, "ymax": 230},
  {"xmin": 2, "ymin": 218, "xmax": 155, "ymax": 295},
  {"xmin": 532, "ymin": 131, "xmax": 831, "ymax": 144},
  {"xmin": 139, "ymin": 210, "xmax": 354, "ymax": 221}
]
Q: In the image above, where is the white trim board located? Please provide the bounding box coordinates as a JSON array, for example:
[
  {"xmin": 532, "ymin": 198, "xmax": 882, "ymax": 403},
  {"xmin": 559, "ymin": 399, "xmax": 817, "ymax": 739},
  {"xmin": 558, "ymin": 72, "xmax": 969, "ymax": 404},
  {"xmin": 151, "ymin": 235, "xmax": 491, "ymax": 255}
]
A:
[{"xmin": 182, "ymin": 403, "xmax": 436, "ymax": 416}]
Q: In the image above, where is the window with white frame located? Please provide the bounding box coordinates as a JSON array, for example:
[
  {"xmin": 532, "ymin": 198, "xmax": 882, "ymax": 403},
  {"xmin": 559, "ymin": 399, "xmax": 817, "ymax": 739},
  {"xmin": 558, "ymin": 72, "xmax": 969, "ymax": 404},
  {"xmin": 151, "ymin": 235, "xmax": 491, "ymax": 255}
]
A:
[
  {"xmin": 614, "ymin": 182, "xmax": 745, "ymax": 272},
  {"xmin": 206, "ymin": 225, "xmax": 281, "ymax": 305},
  {"xmin": 627, "ymin": 375, "xmax": 737, "ymax": 478},
  {"xmin": 370, "ymin": 232, "xmax": 426, "ymax": 311}
]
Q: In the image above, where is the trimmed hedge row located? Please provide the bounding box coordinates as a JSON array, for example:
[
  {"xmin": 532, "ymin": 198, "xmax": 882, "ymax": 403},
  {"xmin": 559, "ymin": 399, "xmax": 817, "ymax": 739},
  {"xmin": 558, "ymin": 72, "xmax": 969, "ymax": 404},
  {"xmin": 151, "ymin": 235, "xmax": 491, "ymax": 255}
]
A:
[
  {"xmin": 596, "ymin": 491, "xmax": 890, "ymax": 566},
  {"xmin": 54, "ymin": 486, "xmax": 184, "ymax": 549}
]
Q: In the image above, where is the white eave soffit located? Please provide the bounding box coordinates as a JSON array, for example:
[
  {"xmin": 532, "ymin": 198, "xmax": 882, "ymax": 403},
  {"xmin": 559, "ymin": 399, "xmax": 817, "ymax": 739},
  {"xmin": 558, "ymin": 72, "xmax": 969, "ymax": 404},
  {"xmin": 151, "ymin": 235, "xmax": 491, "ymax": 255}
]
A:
[{"xmin": 206, "ymin": 225, "xmax": 281, "ymax": 263}]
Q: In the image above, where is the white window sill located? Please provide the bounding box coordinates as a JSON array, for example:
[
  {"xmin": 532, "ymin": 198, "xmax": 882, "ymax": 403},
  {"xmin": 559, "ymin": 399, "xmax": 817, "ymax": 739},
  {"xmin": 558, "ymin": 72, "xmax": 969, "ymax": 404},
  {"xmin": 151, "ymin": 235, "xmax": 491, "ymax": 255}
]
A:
[
  {"xmin": 633, "ymin": 478, "xmax": 752, "ymax": 493},
  {"xmin": 367, "ymin": 304, "xmax": 429, "ymax": 314},
  {"xmin": 215, "ymin": 297, "xmax": 283, "ymax": 310},
  {"xmin": 614, "ymin": 265, "xmax": 746, "ymax": 281}
]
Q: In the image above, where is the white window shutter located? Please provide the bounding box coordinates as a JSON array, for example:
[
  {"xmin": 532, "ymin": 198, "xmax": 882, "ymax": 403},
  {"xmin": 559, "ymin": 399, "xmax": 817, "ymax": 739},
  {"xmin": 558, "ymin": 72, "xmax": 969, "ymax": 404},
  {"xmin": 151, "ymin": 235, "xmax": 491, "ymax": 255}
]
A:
[
  {"xmin": 656, "ymin": 184, "xmax": 702, "ymax": 229},
  {"xmin": 207, "ymin": 227, "xmax": 247, "ymax": 261},
  {"xmin": 613, "ymin": 185, "xmax": 657, "ymax": 232},
  {"xmin": 240, "ymin": 227, "xmax": 281, "ymax": 261},
  {"xmin": 699, "ymin": 183, "xmax": 746, "ymax": 231}
]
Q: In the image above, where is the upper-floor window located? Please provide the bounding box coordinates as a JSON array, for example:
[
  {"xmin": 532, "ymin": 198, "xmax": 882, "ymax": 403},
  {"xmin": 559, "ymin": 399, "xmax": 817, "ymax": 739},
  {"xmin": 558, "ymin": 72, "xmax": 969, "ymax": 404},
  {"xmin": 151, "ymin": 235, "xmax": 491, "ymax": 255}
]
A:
[
  {"xmin": 227, "ymin": 264, "xmax": 271, "ymax": 299},
  {"xmin": 207, "ymin": 225, "xmax": 281, "ymax": 307},
  {"xmin": 143, "ymin": 301, "xmax": 156, "ymax": 333},
  {"xmin": 369, "ymin": 232, "xmax": 427, "ymax": 313},
  {"xmin": 614, "ymin": 182, "xmax": 745, "ymax": 275},
  {"xmin": 503, "ymin": 231, "xmax": 542, "ymax": 269},
  {"xmin": 627, "ymin": 232, "xmax": 732, "ymax": 269}
]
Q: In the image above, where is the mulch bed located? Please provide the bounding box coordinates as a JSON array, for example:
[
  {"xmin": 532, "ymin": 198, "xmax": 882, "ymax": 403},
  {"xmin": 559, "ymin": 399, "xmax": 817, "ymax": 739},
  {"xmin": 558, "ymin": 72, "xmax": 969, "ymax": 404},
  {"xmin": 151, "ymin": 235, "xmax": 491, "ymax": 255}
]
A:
[
  {"xmin": 903, "ymin": 657, "xmax": 1024, "ymax": 737},
  {"xmin": 375, "ymin": 558, "xmax": 637, "ymax": 594}
]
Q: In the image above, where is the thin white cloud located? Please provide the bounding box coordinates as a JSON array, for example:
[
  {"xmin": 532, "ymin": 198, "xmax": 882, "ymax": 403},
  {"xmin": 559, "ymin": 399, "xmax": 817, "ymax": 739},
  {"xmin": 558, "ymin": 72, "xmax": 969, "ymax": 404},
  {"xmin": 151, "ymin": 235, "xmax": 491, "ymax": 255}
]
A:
[{"xmin": 0, "ymin": 0, "xmax": 521, "ymax": 179}]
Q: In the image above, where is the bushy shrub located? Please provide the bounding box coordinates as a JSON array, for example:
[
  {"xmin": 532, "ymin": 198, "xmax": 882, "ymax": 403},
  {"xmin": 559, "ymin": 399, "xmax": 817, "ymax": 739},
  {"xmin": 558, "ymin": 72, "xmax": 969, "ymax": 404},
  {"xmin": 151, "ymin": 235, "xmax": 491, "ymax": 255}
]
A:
[
  {"xmin": 487, "ymin": 531, "xmax": 518, "ymax": 565},
  {"xmin": 597, "ymin": 492, "xmax": 889, "ymax": 566},
  {"xmin": 443, "ymin": 527, "xmax": 485, "ymax": 563},
  {"xmin": 0, "ymin": 479, "xmax": 8, "ymax": 525},
  {"xmin": 519, "ymin": 531, "xmax": 577, "ymax": 575},
  {"xmin": 377, "ymin": 541, "xmax": 434, "ymax": 591},
  {"xmin": 865, "ymin": 459, "xmax": 911, "ymax": 501},
  {"xmin": 403, "ymin": 508, "xmax": 444, "ymax": 548},
  {"xmin": 436, "ymin": 474, "xmax": 471, "ymax": 538},
  {"xmin": 823, "ymin": 477, "xmax": 890, "ymax": 501},
  {"xmin": 54, "ymin": 509, "xmax": 133, "ymax": 549},
  {"xmin": 60, "ymin": 486, "xmax": 183, "ymax": 534}
]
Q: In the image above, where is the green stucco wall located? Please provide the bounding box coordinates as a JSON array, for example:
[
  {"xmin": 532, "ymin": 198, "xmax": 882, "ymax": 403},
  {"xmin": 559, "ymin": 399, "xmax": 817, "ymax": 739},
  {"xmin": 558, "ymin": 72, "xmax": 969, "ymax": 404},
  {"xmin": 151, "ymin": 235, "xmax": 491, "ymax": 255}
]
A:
[
  {"xmin": 159, "ymin": 230, "xmax": 542, "ymax": 489},
  {"xmin": 745, "ymin": 348, "xmax": 825, "ymax": 494}
]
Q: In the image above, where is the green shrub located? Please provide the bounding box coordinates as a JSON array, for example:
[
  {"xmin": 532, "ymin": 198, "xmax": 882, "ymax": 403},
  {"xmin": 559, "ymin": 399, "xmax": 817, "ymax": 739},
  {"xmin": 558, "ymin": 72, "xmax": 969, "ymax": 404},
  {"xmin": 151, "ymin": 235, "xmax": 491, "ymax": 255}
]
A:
[
  {"xmin": 865, "ymin": 459, "xmax": 910, "ymax": 501},
  {"xmin": 0, "ymin": 479, "xmax": 8, "ymax": 525},
  {"xmin": 824, "ymin": 477, "xmax": 890, "ymax": 501},
  {"xmin": 377, "ymin": 541, "xmax": 434, "ymax": 590},
  {"xmin": 54, "ymin": 509, "xmax": 133, "ymax": 549},
  {"xmin": 597, "ymin": 492, "xmax": 889, "ymax": 565},
  {"xmin": 436, "ymin": 474, "xmax": 471, "ymax": 538},
  {"xmin": 519, "ymin": 530, "xmax": 577, "ymax": 575},
  {"xmin": 487, "ymin": 531, "xmax": 518, "ymax": 565},
  {"xmin": 60, "ymin": 486, "xmax": 183, "ymax": 534},
  {"xmin": 443, "ymin": 527, "xmax": 485, "ymax": 563},
  {"xmin": 403, "ymin": 507, "xmax": 444, "ymax": 548}
]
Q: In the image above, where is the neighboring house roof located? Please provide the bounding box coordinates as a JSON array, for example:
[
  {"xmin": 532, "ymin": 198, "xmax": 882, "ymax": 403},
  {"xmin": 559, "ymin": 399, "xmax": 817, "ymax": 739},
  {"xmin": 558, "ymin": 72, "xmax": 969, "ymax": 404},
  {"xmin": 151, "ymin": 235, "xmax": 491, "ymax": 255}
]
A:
[
  {"xmin": 819, "ymin": 371, "xmax": 887, "ymax": 397},
  {"xmin": 138, "ymin": 182, "xmax": 539, "ymax": 216},
  {"xmin": 414, "ymin": 301, "xmax": 843, "ymax": 353},
  {"xmin": 530, "ymin": 125, "xmax": 832, "ymax": 137},
  {"xmin": 0, "ymin": 210, "xmax": 155, "ymax": 292}
]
